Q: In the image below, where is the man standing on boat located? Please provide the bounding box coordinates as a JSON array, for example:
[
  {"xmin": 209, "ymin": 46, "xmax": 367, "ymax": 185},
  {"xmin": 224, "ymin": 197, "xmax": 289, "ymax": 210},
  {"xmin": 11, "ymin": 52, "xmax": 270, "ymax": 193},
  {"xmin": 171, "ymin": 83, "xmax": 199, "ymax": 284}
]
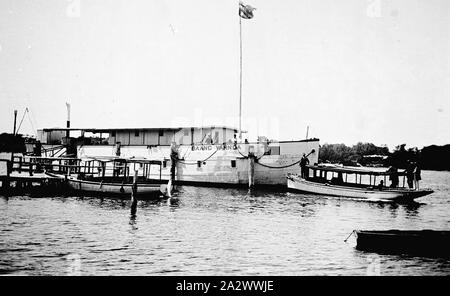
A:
[
  {"xmin": 387, "ymin": 165, "xmax": 399, "ymax": 188},
  {"xmin": 414, "ymin": 162, "xmax": 421, "ymax": 190},
  {"xmin": 170, "ymin": 141, "xmax": 179, "ymax": 183},
  {"xmin": 405, "ymin": 161, "xmax": 415, "ymax": 189},
  {"xmin": 300, "ymin": 153, "xmax": 310, "ymax": 179}
]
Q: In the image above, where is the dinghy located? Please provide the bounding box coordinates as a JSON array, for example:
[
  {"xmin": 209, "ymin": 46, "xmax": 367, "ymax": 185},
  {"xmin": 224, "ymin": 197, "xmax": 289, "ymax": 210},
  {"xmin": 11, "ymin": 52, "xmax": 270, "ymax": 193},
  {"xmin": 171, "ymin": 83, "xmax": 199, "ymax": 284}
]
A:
[{"xmin": 353, "ymin": 230, "xmax": 450, "ymax": 258}]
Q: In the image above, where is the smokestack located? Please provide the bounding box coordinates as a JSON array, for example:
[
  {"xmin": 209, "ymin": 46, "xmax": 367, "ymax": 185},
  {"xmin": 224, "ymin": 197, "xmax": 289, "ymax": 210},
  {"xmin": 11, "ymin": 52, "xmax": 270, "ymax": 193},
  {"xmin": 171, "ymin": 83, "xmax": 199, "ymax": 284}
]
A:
[
  {"xmin": 66, "ymin": 102, "xmax": 71, "ymax": 139},
  {"xmin": 13, "ymin": 110, "xmax": 18, "ymax": 135}
]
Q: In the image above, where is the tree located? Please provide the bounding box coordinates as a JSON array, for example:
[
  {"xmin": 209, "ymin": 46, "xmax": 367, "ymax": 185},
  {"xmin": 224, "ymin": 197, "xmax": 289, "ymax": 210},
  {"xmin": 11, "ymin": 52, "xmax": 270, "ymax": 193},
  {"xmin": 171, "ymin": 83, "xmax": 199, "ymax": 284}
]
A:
[{"xmin": 0, "ymin": 133, "xmax": 26, "ymax": 153}]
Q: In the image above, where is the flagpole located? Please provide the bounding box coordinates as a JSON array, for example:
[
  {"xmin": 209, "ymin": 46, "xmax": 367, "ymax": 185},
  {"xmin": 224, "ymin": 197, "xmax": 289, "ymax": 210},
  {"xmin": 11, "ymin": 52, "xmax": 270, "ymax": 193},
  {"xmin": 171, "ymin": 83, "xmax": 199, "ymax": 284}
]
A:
[{"xmin": 239, "ymin": 14, "xmax": 243, "ymax": 140}]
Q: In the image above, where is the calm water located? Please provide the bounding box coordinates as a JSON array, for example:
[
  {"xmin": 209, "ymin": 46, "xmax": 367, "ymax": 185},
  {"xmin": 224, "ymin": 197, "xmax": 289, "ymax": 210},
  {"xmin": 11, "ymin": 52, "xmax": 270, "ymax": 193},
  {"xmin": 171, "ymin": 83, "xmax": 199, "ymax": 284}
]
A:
[{"xmin": 0, "ymin": 170, "xmax": 449, "ymax": 276}]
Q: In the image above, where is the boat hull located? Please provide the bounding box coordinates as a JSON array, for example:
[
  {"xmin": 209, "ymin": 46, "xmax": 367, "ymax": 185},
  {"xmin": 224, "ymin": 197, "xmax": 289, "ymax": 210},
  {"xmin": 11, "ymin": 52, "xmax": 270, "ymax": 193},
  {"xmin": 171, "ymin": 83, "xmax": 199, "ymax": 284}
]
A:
[
  {"xmin": 66, "ymin": 178, "xmax": 163, "ymax": 197},
  {"xmin": 287, "ymin": 174, "xmax": 433, "ymax": 202},
  {"xmin": 77, "ymin": 140, "xmax": 321, "ymax": 187},
  {"xmin": 355, "ymin": 230, "xmax": 450, "ymax": 258}
]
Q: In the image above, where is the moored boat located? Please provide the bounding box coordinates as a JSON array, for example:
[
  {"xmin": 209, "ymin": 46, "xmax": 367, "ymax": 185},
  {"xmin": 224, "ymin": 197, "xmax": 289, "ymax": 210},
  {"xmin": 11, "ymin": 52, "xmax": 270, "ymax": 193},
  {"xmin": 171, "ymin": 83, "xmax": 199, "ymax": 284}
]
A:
[
  {"xmin": 353, "ymin": 230, "xmax": 450, "ymax": 258},
  {"xmin": 287, "ymin": 165, "xmax": 433, "ymax": 202},
  {"xmin": 37, "ymin": 126, "xmax": 320, "ymax": 187},
  {"xmin": 45, "ymin": 157, "xmax": 167, "ymax": 198},
  {"xmin": 64, "ymin": 177, "xmax": 164, "ymax": 197}
]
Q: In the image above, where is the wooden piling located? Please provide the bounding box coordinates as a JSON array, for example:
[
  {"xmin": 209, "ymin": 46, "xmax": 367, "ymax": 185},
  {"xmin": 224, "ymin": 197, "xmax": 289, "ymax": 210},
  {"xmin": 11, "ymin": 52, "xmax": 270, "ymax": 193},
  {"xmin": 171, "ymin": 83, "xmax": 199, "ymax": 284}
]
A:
[
  {"xmin": 1, "ymin": 160, "xmax": 11, "ymax": 190},
  {"xmin": 248, "ymin": 152, "xmax": 255, "ymax": 189},
  {"xmin": 130, "ymin": 170, "xmax": 138, "ymax": 216}
]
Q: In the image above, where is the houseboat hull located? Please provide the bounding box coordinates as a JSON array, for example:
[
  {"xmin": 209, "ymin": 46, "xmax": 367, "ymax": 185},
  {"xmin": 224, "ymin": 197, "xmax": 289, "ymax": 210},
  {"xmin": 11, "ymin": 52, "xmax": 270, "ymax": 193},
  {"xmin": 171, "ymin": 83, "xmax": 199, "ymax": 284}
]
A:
[
  {"xmin": 77, "ymin": 140, "xmax": 320, "ymax": 187},
  {"xmin": 38, "ymin": 127, "xmax": 320, "ymax": 188},
  {"xmin": 287, "ymin": 173, "xmax": 433, "ymax": 202},
  {"xmin": 66, "ymin": 178, "xmax": 164, "ymax": 197}
]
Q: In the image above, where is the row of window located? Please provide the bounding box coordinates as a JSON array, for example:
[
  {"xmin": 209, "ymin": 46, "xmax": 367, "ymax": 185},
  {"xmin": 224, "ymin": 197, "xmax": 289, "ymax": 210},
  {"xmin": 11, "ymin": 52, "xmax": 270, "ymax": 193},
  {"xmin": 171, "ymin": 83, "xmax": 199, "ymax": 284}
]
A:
[
  {"xmin": 163, "ymin": 160, "xmax": 237, "ymax": 168},
  {"xmin": 112, "ymin": 130, "xmax": 223, "ymax": 138},
  {"xmin": 110, "ymin": 130, "xmax": 165, "ymax": 137}
]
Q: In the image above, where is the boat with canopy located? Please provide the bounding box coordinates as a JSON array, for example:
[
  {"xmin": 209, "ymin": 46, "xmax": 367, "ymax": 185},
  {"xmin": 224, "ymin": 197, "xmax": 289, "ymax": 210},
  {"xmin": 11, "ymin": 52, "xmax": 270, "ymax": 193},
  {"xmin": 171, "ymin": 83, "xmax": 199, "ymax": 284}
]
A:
[
  {"xmin": 44, "ymin": 156, "xmax": 167, "ymax": 197},
  {"xmin": 287, "ymin": 164, "xmax": 434, "ymax": 202}
]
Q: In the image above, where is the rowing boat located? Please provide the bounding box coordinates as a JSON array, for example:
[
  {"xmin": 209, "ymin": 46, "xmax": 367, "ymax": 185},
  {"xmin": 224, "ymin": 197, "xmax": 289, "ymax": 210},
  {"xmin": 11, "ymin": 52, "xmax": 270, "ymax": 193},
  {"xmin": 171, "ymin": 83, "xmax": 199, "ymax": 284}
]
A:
[{"xmin": 353, "ymin": 230, "xmax": 450, "ymax": 257}]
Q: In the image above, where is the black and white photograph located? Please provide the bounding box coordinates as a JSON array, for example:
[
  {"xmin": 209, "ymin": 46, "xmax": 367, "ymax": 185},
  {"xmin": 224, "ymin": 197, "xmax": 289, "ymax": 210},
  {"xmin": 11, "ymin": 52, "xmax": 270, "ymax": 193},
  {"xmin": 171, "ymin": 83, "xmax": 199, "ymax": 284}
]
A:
[{"xmin": 0, "ymin": 0, "xmax": 449, "ymax": 283}]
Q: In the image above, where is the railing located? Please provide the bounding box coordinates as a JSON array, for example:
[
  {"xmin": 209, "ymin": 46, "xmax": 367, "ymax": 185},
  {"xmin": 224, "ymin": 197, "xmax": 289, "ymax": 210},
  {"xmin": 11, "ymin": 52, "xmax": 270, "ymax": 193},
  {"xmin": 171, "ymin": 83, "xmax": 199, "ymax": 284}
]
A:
[
  {"xmin": 41, "ymin": 145, "xmax": 66, "ymax": 158},
  {"xmin": 8, "ymin": 156, "xmax": 161, "ymax": 180},
  {"xmin": 11, "ymin": 156, "xmax": 81, "ymax": 176}
]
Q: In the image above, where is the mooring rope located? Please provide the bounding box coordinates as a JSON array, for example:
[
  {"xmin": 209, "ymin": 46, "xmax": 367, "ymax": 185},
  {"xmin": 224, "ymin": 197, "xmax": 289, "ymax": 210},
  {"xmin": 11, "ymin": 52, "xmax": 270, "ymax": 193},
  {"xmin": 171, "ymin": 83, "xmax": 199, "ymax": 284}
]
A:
[
  {"xmin": 177, "ymin": 148, "xmax": 219, "ymax": 165},
  {"xmin": 344, "ymin": 230, "xmax": 356, "ymax": 243},
  {"xmin": 255, "ymin": 149, "xmax": 316, "ymax": 170},
  {"xmin": 255, "ymin": 158, "xmax": 303, "ymax": 169}
]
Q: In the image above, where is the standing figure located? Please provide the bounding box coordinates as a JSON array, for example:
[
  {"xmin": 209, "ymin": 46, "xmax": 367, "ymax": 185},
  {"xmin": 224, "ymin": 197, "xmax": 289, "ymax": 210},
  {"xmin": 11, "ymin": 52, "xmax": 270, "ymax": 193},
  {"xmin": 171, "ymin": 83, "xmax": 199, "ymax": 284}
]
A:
[
  {"xmin": 377, "ymin": 180, "xmax": 384, "ymax": 190},
  {"xmin": 299, "ymin": 153, "xmax": 310, "ymax": 179},
  {"xmin": 405, "ymin": 161, "xmax": 415, "ymax": 189},
  {"xmin": 414, "ymin": 162, "xmax": 421, "ymax": 190},
  {"xmin": 169, "ymin": 141, "xmax": 179, "ymax": 183},
  {"xmin": 387, "ymin": 165, "xmax": 399, "ymax": 188}
]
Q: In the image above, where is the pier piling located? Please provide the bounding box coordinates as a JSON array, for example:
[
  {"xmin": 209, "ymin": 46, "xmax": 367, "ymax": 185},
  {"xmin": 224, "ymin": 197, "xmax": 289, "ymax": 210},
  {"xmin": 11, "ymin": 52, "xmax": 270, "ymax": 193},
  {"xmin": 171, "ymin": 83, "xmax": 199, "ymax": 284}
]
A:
[
  {"xmin": 1, "ymin": 160, "xmax": 11, "ymax": 190},
  {"xmin": 130, "ymin": 170, "xmax": 138, "ymax": 216},
  {"xmin": 248, "ymin": 147, "xmax": 255, "ymax": 189}
]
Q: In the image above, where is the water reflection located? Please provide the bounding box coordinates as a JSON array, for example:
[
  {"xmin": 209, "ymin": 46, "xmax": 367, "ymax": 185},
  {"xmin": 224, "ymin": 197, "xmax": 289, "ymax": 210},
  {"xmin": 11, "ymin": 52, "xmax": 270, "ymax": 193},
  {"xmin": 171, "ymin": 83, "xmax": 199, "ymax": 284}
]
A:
[
  {"xmin": 129, "ymin": 214, "xmax": 138, "ymax": 230},
  {"xmin": 168, "ymin": 197, "xmax": 180, "ymax": 208},
  {"xmin": 1, "ymin": 172, "xmax": 449, "ymax": 276},
  {"xmin": 402, "ymin": 202, "xmax": 423, "ymax": 218}
]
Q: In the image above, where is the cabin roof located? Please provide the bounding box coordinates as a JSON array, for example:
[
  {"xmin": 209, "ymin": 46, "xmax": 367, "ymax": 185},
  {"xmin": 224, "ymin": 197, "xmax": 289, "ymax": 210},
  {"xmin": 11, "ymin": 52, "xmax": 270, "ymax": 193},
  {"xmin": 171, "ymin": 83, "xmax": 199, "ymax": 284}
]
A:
[
  {"xmin": 39, "ymin": 126, "xmax": 246, "ymax": 133},
  {"xmin": 307, "ymin": 164, "xmax": 404, "ymax": 176}
]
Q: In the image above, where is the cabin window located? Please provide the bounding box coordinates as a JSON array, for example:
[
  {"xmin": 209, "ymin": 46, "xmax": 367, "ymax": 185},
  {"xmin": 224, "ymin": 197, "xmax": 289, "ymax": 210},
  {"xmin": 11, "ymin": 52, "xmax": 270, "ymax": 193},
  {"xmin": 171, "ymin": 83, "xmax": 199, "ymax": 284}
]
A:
[
  {"xmin": 184, "ymin": 129, "xmax": 189, "ymax": 136},
  {"xmin": 231, "ymin": 160, "xmax": 236, "ymax": 168},
  {"xmin": 135, "ymin": 130, "xmax": 140, "ymax": 137},
  {"xmin": 111, "ymin": 131, "xmax": 116, "ymax": 137},
  {"xmin": 163, "ymin": 160, "xmax": 167, "ymax": 168},
  {"xmin": 269, "ymin": 146, "xmax": 280, "ymax": 155},
  {"xmin": 214, "ymin": 131, "xmax": 219, "ymax": 144},
  {"xmin": 197, "ymin": 161, "xmax": 202, "ymax": 168},
  {"xmin": 159, "ymin": 130, "xmax": 164, "ymax": 136}
]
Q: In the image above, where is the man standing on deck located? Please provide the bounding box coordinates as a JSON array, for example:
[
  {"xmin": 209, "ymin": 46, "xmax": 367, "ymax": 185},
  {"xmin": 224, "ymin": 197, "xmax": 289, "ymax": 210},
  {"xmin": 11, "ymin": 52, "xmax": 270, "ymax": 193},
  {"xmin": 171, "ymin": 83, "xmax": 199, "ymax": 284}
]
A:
[
  {"xmin": 414, "ymin": 162, "xmax": 421, "ymax": 190},
  {"xmin": 387, "ymin": 165, "xmax": 399, "ymax": 188},
  {"xmin": 170, "ymin": 141, "xmax": 179, "ymax": 183},
  {"xmin": 405, "ymin": 161, "xmax": 415, "ymax": 189},
  {"xmin": 300, "ymin": 153, "xmax": 310, "ymax": 179}
]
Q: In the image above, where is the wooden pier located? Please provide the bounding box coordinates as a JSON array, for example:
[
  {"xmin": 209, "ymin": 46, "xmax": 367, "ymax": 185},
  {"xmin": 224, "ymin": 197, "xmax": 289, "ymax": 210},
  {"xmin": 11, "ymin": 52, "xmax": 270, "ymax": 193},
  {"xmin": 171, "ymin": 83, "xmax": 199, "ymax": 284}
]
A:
[
  {"xmin": 0, "ymin": 156, "xmax": 165, "ymax": 198},
  {"xmin": 0, "ymin": 158, "xmax": 68, "ymax": 194}
]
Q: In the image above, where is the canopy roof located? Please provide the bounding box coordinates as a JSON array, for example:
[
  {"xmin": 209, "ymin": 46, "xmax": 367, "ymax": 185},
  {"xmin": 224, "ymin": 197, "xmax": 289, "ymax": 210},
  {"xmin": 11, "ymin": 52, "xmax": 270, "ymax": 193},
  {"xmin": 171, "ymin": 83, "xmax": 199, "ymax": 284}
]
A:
[{"xmin": 307, "ymin": 164, "xmax": 405, "ymax": 176}]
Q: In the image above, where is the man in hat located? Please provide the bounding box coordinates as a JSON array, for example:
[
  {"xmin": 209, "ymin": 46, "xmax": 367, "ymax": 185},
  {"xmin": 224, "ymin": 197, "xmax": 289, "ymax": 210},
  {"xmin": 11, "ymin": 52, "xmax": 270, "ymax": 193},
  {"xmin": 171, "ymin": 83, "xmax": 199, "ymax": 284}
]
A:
[{"xmin": 299, "ymin": 153, "xmax": 310, "ymax": 179}]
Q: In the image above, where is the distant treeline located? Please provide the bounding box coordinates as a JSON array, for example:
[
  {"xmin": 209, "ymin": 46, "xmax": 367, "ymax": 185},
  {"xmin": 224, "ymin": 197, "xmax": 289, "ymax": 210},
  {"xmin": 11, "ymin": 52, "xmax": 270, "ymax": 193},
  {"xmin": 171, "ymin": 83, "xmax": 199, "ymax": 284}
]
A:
[
  {"xmin": 319, "ymin": 142, "xmax": 450, "ymax": 171},
  {"xmin": 1, "ymin": 133, "xmax": 448, "ymax": 170}
]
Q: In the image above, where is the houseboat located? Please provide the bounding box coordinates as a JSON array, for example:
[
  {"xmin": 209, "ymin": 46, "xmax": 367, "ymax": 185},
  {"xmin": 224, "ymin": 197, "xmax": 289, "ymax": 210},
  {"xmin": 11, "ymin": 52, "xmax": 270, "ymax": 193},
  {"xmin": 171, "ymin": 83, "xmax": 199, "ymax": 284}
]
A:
[{"xmin": 37, "ymin": 126, "xmax": 320, "ymax": 188}]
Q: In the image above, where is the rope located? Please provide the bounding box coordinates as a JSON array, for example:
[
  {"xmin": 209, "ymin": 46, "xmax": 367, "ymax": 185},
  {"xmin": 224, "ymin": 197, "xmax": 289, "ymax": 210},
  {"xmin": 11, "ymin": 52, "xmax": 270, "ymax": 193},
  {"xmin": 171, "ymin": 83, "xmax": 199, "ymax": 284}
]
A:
[
  {"xmin": 27, "ymin": 113, "xmax": 37, "ymax": 136},
  {"xmin": 236, "ymin": 146, "xmax": 249, "ymax": 158},
  {"xmin": 16, "ymin": 108, "xmax": 28, "ymax": 134},
  {"xmin": 28, "ymin": 109, "xmax": 39, "ymax": 136},
  {"xmin": 177, "ymin": 148, "xmax": 219, "ymax": 165},
  {"xmin": 236, "ymin": 144, "xmax": 264, "ymax": 159},
  {"xmin": 255, "ymin": 158, "xmax": 302, "ymax": 169},
  {"xmin": 255, "ymin": 149, "xmax": 316, "ymax": 170},
  {"xmin": 344, "ymin": 230, "xmax": 356, "ymax": 243},
  {"xmin": 177, "ymin": 145, "xmax": 314, "ymax": 170}
]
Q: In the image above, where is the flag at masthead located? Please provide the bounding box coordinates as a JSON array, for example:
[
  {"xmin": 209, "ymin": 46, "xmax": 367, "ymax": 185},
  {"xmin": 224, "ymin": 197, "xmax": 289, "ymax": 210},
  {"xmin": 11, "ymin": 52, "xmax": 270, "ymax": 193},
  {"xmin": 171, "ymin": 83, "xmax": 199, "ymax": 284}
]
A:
[{"xmin": 238, "ymin": 1, "xmax": 255, "ymax": 140}]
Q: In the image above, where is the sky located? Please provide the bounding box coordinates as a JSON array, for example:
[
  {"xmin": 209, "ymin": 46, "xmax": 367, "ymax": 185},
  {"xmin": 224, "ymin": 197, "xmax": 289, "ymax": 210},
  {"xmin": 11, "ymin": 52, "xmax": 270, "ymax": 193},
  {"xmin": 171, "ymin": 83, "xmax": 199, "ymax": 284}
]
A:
[{"xmin": 0, "ymin": 0, "xmax": 449, "ymax": 151}]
